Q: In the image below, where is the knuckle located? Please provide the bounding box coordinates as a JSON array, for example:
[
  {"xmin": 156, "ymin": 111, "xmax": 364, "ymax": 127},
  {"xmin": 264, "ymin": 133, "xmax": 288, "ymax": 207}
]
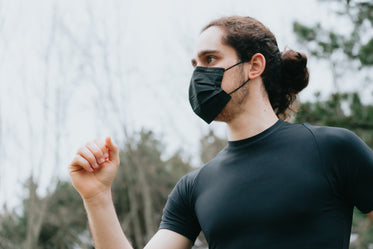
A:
[
  {"xmin": 96, "ymin": 141, "xmax": 106, "ymax": 152},
  {"xmin": 88, "ymin": 142, "xmax": 101, "ymax": 154},
  {"xmin": 93, "ymin": 144, "xmax": 103, "ymax": 154},
  {"xmin": 77, "ymin": 146, "xmax": 85, "ymax": 155},
  {"xmin": 85, "ymin": 141, "xmax": 94, "ymax": 149},
  {"xmin": 82, "ymin": 160, "xmax": 90, "ymax": 168}
]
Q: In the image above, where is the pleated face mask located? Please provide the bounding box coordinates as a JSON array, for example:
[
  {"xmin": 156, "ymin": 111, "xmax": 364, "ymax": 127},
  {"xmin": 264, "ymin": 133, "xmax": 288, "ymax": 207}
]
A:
[{"xmin": 188, "ymin": 61, "xmax": 250, "ymax": 124}]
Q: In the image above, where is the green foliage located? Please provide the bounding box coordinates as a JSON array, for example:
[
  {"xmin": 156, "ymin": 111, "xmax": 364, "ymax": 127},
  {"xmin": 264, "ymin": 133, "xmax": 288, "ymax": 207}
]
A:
[
  {"xmin": 111, "ymin": 129, "xmax": 193, "ymax": 248},
  {"xmin": 293, "ymin": 21, "xmax": 345, "ymax": 58},
  {"xmin": 351, "ymin": 207, "xmax": 373, "ymax": 248},
  {"xmin": 359, "ymin": 38, "xmax": 373, "ymax": 65},
  {"xmin": 0, "ymin": 208, "xmax": 27, "ymax": 248},
  {"xmin": 293, "ymin": 22, "xmax": 318, "ymax": 42},
  {"xmin": 0, "ymin": 179, "xmax": 88, "ymax": 249},
  {"xmin": 296, "ymin": 91, "xmax": 373, "ymax": 147},
  {"xmin": 0, "ymin": 129, "xmax": 194, "ymax": 249},
  {"xmin": 293, "ymin": 0, "xmax": 373, "ymax": 68},
  {"xmin": 38, "ymin": 181, "xmax": 88, "ymax": 249},
  {"xmin": 199, "ymin": 129, "xmax": 227, "ymax": 164}
]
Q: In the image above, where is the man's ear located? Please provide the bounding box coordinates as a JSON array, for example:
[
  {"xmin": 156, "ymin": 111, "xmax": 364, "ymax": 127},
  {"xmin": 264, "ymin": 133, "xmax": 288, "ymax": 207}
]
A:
[{"xmin": 246, "ymin": 53, "xmax": 266, "ymax": 79}]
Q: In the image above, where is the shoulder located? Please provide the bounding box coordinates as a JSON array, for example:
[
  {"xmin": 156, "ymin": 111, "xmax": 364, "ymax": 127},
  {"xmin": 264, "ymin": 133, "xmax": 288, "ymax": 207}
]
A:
[
  {"xmin": 177, "ymin": 169, "xmax": 200, "ymax": 188},
  {"xmin": 302, "ymin": 123, "xmax": 368, "ymax": 154},
  {"xmin": 174, "ymin": 151, "xmax": 226, "ymax": 198},
  {"xmin": 302, "ymin": 122, "xmax": 351, "ymax": 137},
  {"xmin": 303, "ymin": 123, "xmax": 356, "ymax": 144},
  {"xmin": 171, "ymin": 168, "xmax": 201, "ymax": 200}
]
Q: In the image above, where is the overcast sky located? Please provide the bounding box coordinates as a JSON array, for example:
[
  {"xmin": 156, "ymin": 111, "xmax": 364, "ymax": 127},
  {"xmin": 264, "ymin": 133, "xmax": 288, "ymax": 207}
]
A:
[{"xmin": 0, "ymin": 0, "xmax": 366, "ymax": 208}]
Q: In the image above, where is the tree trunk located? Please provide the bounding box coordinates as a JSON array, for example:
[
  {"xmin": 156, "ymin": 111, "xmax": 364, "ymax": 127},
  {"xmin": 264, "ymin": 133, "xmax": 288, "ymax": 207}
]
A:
[
  {"xmin": 126, "ymin": 182, "xmax": 142, "ymax": 249},
  {"xmin": 137, "ymin": 162, "xmax": 155, "ymax": 241},
  {"xmin": 23, "ymin": 177, "xmax": 51, "ymax": 249}
]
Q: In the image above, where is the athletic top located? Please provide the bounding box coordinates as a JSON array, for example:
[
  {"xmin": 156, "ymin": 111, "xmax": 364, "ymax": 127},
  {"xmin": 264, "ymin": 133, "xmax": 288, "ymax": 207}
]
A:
[{"xmin": 159, "ymin": 119, "xmax": 373, "ymax": 249}]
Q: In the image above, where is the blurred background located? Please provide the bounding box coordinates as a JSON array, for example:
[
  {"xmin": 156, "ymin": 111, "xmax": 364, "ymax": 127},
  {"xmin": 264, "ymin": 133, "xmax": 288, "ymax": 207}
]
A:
[{"xmin": 0, "ymin": 0, "xmax": 372, "ymax": 248}]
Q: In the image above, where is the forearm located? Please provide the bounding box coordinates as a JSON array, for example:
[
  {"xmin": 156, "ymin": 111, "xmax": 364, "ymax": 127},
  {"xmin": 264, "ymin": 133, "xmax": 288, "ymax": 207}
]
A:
[
  {"xmin": 83, "ymin": 190, "xmax": 133, "ymax": 249},
  {"xmin": 367, "ymin": 211, "xmax": 373, "ymax": 221}
]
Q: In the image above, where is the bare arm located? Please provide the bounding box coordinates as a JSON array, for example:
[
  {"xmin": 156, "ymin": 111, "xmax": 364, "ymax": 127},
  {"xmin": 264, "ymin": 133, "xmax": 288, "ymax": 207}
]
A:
[
  {"xmin": 367, "ymin": 211, "xmax": 373, "ymax": 221},
  {"xmin": 83, "ymin": 190, "xmax": 192, "ymax": 249},
  {"xmin": 144, "ymin": 229, "xmax": 193, "ymax": 249},
  {"xmin": 69, "ymin": 137, "xmax": 192, "ymax": 249},
  {"xmin": 83, "ymin": 190, "xmax": 133, "ymax": 249}
]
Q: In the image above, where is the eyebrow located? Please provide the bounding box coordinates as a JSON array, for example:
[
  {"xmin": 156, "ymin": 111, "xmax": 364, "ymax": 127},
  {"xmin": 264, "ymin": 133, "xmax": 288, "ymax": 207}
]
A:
[
  {"xmin": 198, "ymin": 49, "xmax": 221, "ymax": 58},
  {"xmin": 191, "ymin": 50, "xmax": 221, "ymax": 66}
]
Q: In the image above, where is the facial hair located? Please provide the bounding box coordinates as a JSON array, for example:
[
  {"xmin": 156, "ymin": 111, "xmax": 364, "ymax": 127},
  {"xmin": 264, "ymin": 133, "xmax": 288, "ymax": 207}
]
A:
[{"xmin": 215, "ymin": 68, "xmax": 249, "ymax": 123}]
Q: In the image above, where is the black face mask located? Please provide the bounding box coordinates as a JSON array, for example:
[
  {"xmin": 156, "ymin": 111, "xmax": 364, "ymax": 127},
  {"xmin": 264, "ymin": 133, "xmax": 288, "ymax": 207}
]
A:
[{"xmin": 188, "ymin": 61, "xmax": 250, "ymax": 124}]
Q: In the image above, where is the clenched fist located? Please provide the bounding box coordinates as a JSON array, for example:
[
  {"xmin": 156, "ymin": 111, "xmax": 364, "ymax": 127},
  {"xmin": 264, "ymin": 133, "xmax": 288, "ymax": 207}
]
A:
[{"xmin": 69, "ymin": 137, "xmax": 120, "ymax": 200}]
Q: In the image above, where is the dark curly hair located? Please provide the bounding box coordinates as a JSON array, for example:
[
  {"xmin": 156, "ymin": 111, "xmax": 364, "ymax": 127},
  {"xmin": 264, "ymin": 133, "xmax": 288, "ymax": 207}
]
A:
[{"xmin": 202, "ymin": 16, "xmax": 309, "ymax": 119}]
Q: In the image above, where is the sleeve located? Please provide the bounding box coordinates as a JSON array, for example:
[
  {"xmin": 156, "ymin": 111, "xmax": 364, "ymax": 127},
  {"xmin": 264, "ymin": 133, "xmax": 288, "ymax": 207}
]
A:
[
  {"xmin": 159, "ymin": 170, "xmax": 201, "ymax": 242},
  {"xmin": 315, "ymin": 126, "xmax": 373, "ymax": 213}
]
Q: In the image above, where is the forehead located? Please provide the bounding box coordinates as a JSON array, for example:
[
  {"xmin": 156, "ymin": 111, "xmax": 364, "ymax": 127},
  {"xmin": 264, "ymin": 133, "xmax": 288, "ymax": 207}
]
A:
[{"xmin": 193, "ymin": 26, "xmax": 234, "ymax": 57}]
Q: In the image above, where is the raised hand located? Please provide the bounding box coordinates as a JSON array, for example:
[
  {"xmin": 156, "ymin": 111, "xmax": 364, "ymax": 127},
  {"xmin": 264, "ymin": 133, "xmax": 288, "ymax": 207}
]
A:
[{"xmin": 69, "ymin": 137, "xmax": 119, "ymax": 200}]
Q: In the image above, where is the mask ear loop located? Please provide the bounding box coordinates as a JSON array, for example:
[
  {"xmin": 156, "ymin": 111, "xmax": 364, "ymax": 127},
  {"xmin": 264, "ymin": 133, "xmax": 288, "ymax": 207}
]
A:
[
  {"xmin": 226, "ymin": 61, "xmax": 250, "ymax": 95},
  {"xmin": 224, "ymin": 61, "xmax": 243, "ymax": 71},
  {"xmin": 228, "ymin": 78, "xmax": 250, "ymax": 95}
]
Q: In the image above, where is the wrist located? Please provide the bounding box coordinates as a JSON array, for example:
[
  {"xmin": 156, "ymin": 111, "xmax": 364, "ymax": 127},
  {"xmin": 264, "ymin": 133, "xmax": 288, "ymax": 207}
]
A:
[{"xmin": 83, "ymin": 189, "xmax": 113, "ymax": 207}]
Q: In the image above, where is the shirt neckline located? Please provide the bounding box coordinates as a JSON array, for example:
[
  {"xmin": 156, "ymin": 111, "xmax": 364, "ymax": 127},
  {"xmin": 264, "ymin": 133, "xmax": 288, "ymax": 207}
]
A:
[{"xmin": 227, "ymin": 118, "xmax": 285, "ymax": 149}]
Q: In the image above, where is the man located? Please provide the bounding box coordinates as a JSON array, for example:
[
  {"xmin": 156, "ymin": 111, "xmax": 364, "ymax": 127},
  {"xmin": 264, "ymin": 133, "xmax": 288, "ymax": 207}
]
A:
[{"xmin": 69, "ymin": 16, "xmax": 373, "ymax": 249}]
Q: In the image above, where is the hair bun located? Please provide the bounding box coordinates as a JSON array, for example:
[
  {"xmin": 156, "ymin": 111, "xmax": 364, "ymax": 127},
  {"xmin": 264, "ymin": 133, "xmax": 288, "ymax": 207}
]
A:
[{"xmin": 280, "ymin": 49, "xmax": 309, "ymax": 93}]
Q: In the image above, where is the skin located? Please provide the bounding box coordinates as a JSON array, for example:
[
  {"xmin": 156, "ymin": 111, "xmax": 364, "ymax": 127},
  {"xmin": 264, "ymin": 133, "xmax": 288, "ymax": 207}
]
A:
[
  {"xmin": 191, "ymin": 26, "xmax": 279, "ymax": 141},
  {"xmin": 69, "ymin": 26, "xmax": 373, "ymax": 249},
  {"xmin": 368, "ymin": 211, "xmax": 373, "ymax": 221}
]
